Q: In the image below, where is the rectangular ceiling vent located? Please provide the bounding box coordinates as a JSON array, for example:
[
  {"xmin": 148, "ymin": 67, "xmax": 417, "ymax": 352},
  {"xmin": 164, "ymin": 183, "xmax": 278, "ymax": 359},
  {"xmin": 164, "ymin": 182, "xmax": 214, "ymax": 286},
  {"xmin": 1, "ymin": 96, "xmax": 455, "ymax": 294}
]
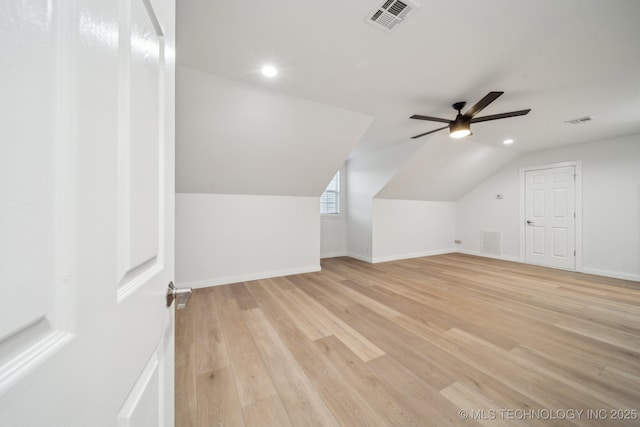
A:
[
  {"xmin": 564, "ymin": 115, "xmax": 594, "ymax": 125},
  {"xmin": 366, "ymin": 0, "xmax": 420, "ymax": 32}
]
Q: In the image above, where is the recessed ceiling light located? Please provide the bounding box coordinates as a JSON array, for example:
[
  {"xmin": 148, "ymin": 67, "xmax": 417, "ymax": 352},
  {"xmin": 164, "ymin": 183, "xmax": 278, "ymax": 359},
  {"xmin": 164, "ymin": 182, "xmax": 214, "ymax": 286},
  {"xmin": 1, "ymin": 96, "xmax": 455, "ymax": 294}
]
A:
[
  {"xmin": 261, "ymin": 65, "xmax": 278, "ymax": 78},
  {"xmin": 503, "ymin": 139, "xmax": 514, "ymax": 145}
]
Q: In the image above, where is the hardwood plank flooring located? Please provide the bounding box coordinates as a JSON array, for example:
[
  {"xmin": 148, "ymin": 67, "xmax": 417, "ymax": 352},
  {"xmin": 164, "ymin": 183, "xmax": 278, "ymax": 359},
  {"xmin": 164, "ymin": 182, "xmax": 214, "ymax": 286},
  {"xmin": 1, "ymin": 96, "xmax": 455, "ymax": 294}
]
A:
[
  {"xmin": 176, "ymin": 253, "xmax": 640, "ymax": 426},
  {"xmin": 212, "ymin": 292, "xmax": 277, "ymax": 407}
]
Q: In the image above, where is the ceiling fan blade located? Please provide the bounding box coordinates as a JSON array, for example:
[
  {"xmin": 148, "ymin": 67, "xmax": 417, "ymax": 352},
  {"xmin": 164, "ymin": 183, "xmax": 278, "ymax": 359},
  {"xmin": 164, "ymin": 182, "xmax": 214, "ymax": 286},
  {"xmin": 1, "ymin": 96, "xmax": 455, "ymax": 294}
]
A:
[
  {"xmin": 463, "ymin": 91, "xmax": 504, "ymax": 118},
  {"xmin": 410, "ymin": 114, "xmax": 451, "ymax": 124},
  {"xmin": 470, "ymin": 109, "xmax": 531, "ymax": 123},
  {"xmin": 411, "ymin": 126, "xmax": 448, "ymax": 139}
]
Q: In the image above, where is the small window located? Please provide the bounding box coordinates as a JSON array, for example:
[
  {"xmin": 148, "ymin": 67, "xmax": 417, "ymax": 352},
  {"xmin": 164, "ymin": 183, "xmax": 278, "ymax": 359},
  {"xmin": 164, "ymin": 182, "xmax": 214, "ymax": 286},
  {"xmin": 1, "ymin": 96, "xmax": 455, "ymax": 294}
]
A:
[{"xmin": 320, "ymin": 172, "xmax": 340, "ymax": 215}]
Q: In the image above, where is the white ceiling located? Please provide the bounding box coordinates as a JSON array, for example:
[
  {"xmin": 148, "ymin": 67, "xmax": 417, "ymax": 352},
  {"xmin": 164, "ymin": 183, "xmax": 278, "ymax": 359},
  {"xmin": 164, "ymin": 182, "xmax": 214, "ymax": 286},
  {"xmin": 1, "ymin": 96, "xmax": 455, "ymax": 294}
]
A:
[
  {"xmin": 178, "ymin": 0, "xmax": 640, "ymax": 154},
  {"xmin": 177, "ymin": 0, "xmax": 640, "ymax": 200}
]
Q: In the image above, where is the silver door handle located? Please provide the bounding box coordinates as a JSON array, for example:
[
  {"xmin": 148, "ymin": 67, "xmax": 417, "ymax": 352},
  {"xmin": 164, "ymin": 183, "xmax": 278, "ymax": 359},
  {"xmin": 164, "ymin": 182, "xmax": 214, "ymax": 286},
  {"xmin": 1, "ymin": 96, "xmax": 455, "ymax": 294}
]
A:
[
  {"xmin": 166, "ymin": 282, "xmax": 192, "ymax": 309},
  {"xmin": 526, "ymin": 220, "xmax": 534, "ymax": 225}
]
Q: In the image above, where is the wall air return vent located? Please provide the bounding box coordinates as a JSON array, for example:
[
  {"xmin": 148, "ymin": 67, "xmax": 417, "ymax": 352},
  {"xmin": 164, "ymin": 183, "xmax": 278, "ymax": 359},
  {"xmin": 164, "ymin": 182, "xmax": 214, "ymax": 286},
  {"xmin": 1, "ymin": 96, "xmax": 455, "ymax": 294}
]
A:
[
  {"xmin": 481, "ymin": 231, "xmax": 501, "ymax": 256},
  {"xmin": 365, "ymin": 0, "xmax": 420, "ymax": 32}
]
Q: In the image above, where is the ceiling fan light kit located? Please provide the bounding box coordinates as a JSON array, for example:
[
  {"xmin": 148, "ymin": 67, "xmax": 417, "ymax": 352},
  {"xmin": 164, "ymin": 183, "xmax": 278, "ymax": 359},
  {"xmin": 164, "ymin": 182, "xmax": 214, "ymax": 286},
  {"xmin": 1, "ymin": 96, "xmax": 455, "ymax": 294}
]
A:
[
  {"xmin": 449, "ymin": 119, "xmax": 471, "ymax": 138},
  {"xmin": 449, "ymin": 102, "xmax": 472, "ymax": 138},
  {"xmin": 410, "ymin": 92, "xmax": 531, "ymax": 140}
]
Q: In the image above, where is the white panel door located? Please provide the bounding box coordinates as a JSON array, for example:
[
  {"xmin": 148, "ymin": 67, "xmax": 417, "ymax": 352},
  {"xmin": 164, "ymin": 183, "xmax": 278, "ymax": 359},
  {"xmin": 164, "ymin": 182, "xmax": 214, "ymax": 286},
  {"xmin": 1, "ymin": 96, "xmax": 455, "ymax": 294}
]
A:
[
  {"xmin": 0, "ymin": 0, "xmax": 176, "ymax": 425},
  {"xmin": 525, "ymin": 166, "xmax": 576, "ymax": 270}
]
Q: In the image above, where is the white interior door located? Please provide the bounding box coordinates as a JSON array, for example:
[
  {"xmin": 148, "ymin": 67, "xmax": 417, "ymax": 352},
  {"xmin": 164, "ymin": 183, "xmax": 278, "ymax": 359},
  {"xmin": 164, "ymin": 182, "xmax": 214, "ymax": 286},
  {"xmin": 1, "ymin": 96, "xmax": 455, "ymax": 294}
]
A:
[
  {"xmin": 525, "ymin": 166, "xmax": 576, "ymax": 270},
  {"xmin": 0, "ymin": 0, "xmax": 176, "ymax": 425}
]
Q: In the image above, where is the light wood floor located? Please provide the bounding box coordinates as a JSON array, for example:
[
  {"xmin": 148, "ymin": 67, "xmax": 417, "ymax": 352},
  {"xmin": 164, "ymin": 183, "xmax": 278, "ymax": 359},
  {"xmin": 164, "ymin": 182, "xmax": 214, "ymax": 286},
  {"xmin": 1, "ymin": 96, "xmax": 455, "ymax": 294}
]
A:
[{"xmin": 176, "ymin": 253, "xmax": 640, "ymax": 426}]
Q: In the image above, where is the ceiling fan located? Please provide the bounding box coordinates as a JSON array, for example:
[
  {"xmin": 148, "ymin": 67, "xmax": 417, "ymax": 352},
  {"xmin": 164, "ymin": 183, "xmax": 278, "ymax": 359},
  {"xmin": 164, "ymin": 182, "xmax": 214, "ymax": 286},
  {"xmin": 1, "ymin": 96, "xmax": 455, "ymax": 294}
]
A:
[{"xmin": 410, "ymin": 91, "xmax": 531, "ymax": 139}]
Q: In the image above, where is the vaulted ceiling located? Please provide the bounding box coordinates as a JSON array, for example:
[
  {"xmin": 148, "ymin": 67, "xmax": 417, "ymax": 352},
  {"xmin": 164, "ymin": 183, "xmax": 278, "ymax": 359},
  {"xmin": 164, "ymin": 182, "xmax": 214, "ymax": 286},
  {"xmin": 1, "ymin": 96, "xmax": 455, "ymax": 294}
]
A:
[{"xmin": 177, "ymin": 0, "xmax": 640, "ymax": 199}]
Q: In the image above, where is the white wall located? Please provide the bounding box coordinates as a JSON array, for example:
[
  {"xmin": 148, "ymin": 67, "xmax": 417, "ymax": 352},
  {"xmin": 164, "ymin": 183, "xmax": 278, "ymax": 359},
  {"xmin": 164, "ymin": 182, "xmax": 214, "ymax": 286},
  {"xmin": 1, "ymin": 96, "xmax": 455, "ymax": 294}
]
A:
[
  {"xmin": 372, "ymin": 199, "xmax": 456, "ymax": 262},
  {"xmin": 176, "ymin": 193, "xmax": 320, "ymax": 288},
  {"xmin": 321, "ymin": 216, "xmax": 347, "ymax": 258},
  {"xmin": 456, "ymin": 133, "xmax": 640, "ymax": 281},
  {"xmin": 346, "ymin": 141, "xmax": 425, "ymax": 261},
  {"xmin": 175, "ymin": 68, "xmax": 372, "ymax": 286}
]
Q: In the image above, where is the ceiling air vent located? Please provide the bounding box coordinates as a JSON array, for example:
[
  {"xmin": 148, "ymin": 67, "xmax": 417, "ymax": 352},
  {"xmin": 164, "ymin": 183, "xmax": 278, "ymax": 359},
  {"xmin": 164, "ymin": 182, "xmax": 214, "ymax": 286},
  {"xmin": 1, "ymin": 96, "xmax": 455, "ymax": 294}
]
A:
[
  {"xmin": 366, "ymin": 0, "xmax": 420, "ymax": 32},
  {"xmin": 564, "ymin": 115, "xmax": 594, "ymax": 125}
]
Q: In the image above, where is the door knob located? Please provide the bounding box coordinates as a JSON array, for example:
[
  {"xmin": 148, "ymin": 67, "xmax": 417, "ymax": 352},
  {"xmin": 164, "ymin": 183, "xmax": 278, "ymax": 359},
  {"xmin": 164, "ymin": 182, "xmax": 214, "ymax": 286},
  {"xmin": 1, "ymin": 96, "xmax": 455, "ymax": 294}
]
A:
[
  {"xmin": 526, "ymin": 220, "xmax": 534, "ymax": 225},
  {"xmin": 166, "ymin": 282, "xmax": 192, "ymax": 309}
]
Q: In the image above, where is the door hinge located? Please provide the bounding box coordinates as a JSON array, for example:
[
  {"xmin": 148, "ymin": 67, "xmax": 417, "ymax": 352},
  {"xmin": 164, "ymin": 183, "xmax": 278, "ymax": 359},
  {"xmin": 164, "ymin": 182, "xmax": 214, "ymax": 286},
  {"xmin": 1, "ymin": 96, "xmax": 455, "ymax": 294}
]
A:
[
  {"xmin": 574, "ymin": 250, "xmax": 576, "ymax": 256},
  {"xmin": 574, "ymin": 212, "xmax": 576, "ymax": 218}
]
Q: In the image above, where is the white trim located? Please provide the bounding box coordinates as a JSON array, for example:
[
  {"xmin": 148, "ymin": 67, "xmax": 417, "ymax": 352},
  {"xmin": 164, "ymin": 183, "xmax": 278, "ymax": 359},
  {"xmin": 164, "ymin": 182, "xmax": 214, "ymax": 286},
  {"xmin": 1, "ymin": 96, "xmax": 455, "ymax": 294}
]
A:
[
  {"xmin": 179, "ymin": 255, "xmax": 639, "ymax": 288},
  {"xmin": 582, "ymin": 268, "xmax": 640, "ymax": 283},
  {"xmin": 177, "ymin": 265, "xmax": 321, "ymax": 288},
  {"xmin": 519, "ymin": 160, "xmax": 583, "ymax": 272},
  {"xmin": 346, "ymin": 248, "xmax": 638, "ymax": 283},
  {"xmin": 321, "ymin": 251, "xmax": 348, "ymax": 259},
  {"xmin": 346, "ymin": 252, "xmax": 373, "ymax": 263},
  {"xmin": 372, "ymin": 249, "xmax": 455, "ymax": 264},
  {"xmin": 457, "ymin": 250, "xmax": 638, "ymax": 282},
  {"xmin": 455, "ymin": 249, "xmax": 522, "ymax": 263}
]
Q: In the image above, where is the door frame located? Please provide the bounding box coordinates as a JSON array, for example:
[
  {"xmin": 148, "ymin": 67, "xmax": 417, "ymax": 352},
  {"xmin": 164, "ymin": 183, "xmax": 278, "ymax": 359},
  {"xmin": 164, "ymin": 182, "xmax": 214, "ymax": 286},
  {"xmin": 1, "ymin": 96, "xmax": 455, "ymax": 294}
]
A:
[{"xmin": 518, "ymin": 160, "xmax": 583, "ymax": 272}]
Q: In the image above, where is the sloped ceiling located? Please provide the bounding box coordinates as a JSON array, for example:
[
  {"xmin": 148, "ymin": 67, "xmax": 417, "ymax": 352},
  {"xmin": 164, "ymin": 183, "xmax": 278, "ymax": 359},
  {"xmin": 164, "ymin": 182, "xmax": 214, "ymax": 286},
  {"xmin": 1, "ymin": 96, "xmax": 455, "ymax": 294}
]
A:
[
  {"xmin": 376, "ymin": 135, "xmax": 518, "ymax": 201},
  {"xmin": 176, "ymin": 67, "xmax": 373, "ymax": 196},
  {"xmin": 177, "ymin": 0, "xmax": 640, "ymax": 200}
]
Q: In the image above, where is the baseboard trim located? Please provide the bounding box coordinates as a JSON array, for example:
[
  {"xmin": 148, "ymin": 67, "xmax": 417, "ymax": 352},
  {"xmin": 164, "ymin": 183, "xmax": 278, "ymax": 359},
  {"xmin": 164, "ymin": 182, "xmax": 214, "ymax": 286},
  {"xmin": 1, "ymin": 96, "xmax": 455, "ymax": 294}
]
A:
[
  {"xmin": 178, "ymin": 257, "xmax": 639, "ymax": 289},
  {"xmin": 582, "ymin": 267, "xmax": 640, "ymax": 282},
  {"xmin": 455, "ymin": 249, "xmax": 522, "ymax": 263},
  {"xmin": 320, "ymin": 251, "xmax": 348, "ymax": 259},
  {"xmin": 177, "ymin": 265, "xmax": 322, "ymax": 289},
  {"xmin": 346, "ymin": 252, "xmax": 373, "ymax": 263},
  {"xmin": 456, "ymin": 250, "xmax": 639, "ymax": 282},
  {"xmin": 372, "ymin": 249, "xmax": 456, "ymax": 264}
]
